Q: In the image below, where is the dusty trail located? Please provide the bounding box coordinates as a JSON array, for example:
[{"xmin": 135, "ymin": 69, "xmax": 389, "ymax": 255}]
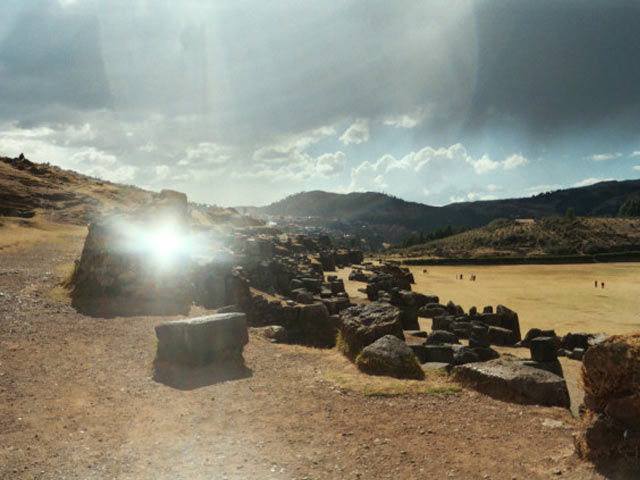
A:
[{"xmin": 0, "ymin": 241, "xmax": 635, "ymax": 479}]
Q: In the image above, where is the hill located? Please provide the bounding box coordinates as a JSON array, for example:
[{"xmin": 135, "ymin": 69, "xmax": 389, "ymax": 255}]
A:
[
  {"xmin": 249, "ymin": 181, "xmax": 640, "ymax": 232},
  {"xmin": 388, "ymin": 216, "xmax": 640, "ymax": 259},
  {"xmin": 0, "ymin": 154, "xmax": 260, "ymax": 251}
]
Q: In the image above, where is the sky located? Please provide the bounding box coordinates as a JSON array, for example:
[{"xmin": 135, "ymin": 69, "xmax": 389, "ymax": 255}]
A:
[{"xmin": 2, "ymin": 0, "xmax": 640, "ymax": 207}]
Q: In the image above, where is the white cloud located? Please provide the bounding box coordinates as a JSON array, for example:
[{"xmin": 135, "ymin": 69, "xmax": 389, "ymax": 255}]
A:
[
  {"xmin": 525, "ymin": 184, "xmax": 563, "ymax": 195},
  {"xmin": 178, "ymin": 143, "xmax": 231, "ymax": 166},
  {"xmin": 487, "ymin": 184, "xmax": 503, "ymax": 192},
  {"xmin": 584, "ymin": 152, "xmax": 623, "ymax": 161},
  {"xmin": 339, "ymin": 119, "xmax": 370, "ymax": 145},
  {"xmin": 468, "ymin": 154, "xmax": 499, "ymax": 174},
  {"xmin": 422, "ymin": 187, "xmax": 430, "ymax": 196},
  {"xmin": 633, "ymin": 165, "xmax": 640, "ymax": 171},
  {"xmin": 70, "ymin": 147, "xmax": 118, "ymax": 166},
  {"xmin": 502, "ymin": 153, "xmax": 528, "ymax": 170},
  {"xmin": 631, "ymin": 151, "xmax": 640, "ymax": 157},
  {"xmin": 316, "ymin": 151, "xmax": 346, "ymax": 177},
  {"xmin": 155, "ymin": 165, "xmax": 170, "ymax": 180},
  {"xmin": 573, "ymin": 177, "xmax": 613, "ymax": 188},
  {"xmin": 383, "ymin": 105, "xmax": 431, "ymax": 128}
]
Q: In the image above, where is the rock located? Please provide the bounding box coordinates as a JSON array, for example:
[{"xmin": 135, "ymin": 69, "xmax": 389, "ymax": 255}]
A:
[
  {"xmin": 293, "ymin": 289, "xmax": 314, "ymax": 304},
  {"xmin": 488, "ymin": 326, "xmax": 518, "ymax": 346},
  {"xmin": 496, "ymin": 305, "xmax": 521, "ymax": 343},
  {"xmin": 469, "ymin": 325, "xmax": 490, "ymax": 349},
  {"xmin": 452, "ymin": 359, "xmax": 570, "ymax": 408},
  {"xmin": 568, "ymin": 348, "xmax": 585, "ymax": 361},
  {"xmin": 154, "ymin": 313, "xmax": 249, "ymax": 366},
  {"xmin": 605, "ymin": 394, "xmax": 640, "ymax": 428},
  {"xmin": 451, "ymin": 320, "xmax": 472, "ymax": 339},
  {"xmin": 249, "ymin": 325, "xmax": 288, "ymax": 343},
  {"xmin": 431, "ymin": 315, "xmax": 454, "ymax": 332},
  {"xmin": 483, "ymin": 306, "xmax": 493, "ymax": 314},
  {"xmin": 560, "ymin": 332, "xmax": 590, "ymax": 351},
  {"xmin": 423, "ymin": 345, "xmax": 455, "ymax": 364},
  {"xmin": 338, "ymin": 302, "xmax": 405, "ymax": 358},
  {"xmin": 520, "ymin": 359, "xmax": 564, "ymax": 378},
  {"xmin": 530, "ymin": 337, "xmax": 558, "ymax": 362},
  {"xmin": 398, "ymin": 307, "xmax": 420, "ymax": 330},
  {"xmin": 405, "ymin": 330, "xmax": 427, "ymax": 338},
  {"xmin": 296, "ymin": 303, "xmax": 336, "ymax": 348},
  {"xmin": 469, "ymin": 306, "xmax": 477, "ymax": 316},
  {"xmin": 446, "ymin": 300, "xmax": 464, "ymax": 316},
  {"xmin": 409, "ymin": 344, "xmax": 428, "ymax": 363},
  {"xmin": 454, "ymin": 346, "xmax": 480, "ymax": 365},
  {"xmin": 418, "ymin": 303, "xmax": 447, "ymax": 318},
  {"xmin": 470, "ymin": 347, "xmax": 500, "ymax": 362},
  {"xmin": 356, "ymin": 335, "xmax": 424, "ymax": 379},
  {"xmin": 426, "ymin": 330, "xmax": 459, "ymax": 345}
]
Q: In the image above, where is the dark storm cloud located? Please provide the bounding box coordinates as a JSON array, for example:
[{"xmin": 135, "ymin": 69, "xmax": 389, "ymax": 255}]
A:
[
  {"xmin": 467, "ymin": 0, "xmax": 640, "ymax": 137},
  {"xmin": 0, "ymin": 2, "xmax": 113, "ymax": 120}
]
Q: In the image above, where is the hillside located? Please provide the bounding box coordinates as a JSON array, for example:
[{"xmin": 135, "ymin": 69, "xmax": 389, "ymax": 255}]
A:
[
  {"xmin": 0, "ymin": 154, "xmax": 261, "ymax": 251},
  {"xmin": 389, "ymin": 216, "xmax": 640, "ymax": 259},
  {"xmin": 249, "ymin": 181, "xmax": 640, "ymax": 234}
]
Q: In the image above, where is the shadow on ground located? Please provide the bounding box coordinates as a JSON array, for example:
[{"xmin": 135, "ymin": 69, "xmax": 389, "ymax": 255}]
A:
[{"xmin": 152, "ymin": 360, "xmax": 252, "ymax": 390}]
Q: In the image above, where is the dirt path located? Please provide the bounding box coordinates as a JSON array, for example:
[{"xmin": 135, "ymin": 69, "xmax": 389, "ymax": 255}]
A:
[{"xmin": 1, "ymin": 242, "xmax": 636, "ymax": 479}]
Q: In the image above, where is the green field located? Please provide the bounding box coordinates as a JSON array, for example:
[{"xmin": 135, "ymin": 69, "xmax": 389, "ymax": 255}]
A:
[{"xmin": 409, "ymin": 263, "xmax": 640, "ymax": 336}]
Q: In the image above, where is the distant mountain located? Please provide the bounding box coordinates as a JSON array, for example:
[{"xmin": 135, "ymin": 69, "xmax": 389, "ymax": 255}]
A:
[
  {"xmin": 248, "ymin": 180, "xmax": 640, "ymax": 234},
  {"xmin": 389, "ymin": 216, "xmax": 640, "ymax": 259}
]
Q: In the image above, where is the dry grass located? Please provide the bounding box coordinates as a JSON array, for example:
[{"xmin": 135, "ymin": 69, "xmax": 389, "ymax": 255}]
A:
[
  {"xmin": 404, "ymin": 263, "xmax": 640, "ymax": 335},
  {"xmin": 0, "ymin": 211, "xmax": 87, "ymax": 252}
]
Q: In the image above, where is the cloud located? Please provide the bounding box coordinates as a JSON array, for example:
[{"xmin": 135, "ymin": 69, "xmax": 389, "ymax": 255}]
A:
[
  {"xmin": 316, "ymin": 151, "xmax": 346, "ymax": 177},
  {"xmin": 155, "ymin": 165, "xmax": 170, "ymax": 180},
  {"xmin": 525, "ymin": 184, "xmax": 563, "ymax": 195},
  {"xmin": 383, "ymin": 106, "xmax": 431, "ymax": 128},
  {"xmin": 572, "ymin": 177, "xmax": 609, "ymax": 188},
  {"xmin": 487, "ymin": 184, "xmax": 503, "ymax": 192},
  {"xmin": 178, "ymin": 143, "xmax": 231, "ymax": 167},
  {"xmin": 467, "ymin": 154, "xmax": 499, "ymax": 174},
  {"xmin": 502, "ymin": 154, "xmax": 528, "ymax": 170},
  {"xmin": 631, "ymin": 151, "xmax": 640, "ymax": 157},
  {"xmin": 584, "ymin": 152, "xmax": 623, "ymax": 162},
  {"xmin": 339, "ymin": 119, "xmax": 370, "ymax": 145},
  {"xmin": 633, "ymin": 165, "xmax": 640, "ymax": 171},
  {"xmin": 449, "ymin": 192, "xmax": 497, "ymax": 203}
]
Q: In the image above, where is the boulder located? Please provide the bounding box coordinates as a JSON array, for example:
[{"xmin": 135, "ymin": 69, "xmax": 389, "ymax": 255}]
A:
[
  {"xmin": 338, "ymin": 302, "xmax": 405, "ymax": 358},
  {"xmin": 568, "ymin": 347, "xmax": 585, "ymax": 361},
  {"xmin": 295, "ymin": 303, "xmax": 336, "ymax": 348},
  {"xmin": 530, "ymin": 337, "xmax": 558, "ymax": 362},
  {"xmin": 453, "ymin": 359, "xmax": 570, "ymax": 408},
  {"xmin": 356, "ymin": 335, "xmax": 424, "ymax": 379},
  {"xmin": 469, "ymin": 325, "xmax": 490, "ymax": 349},
  {"xmin": 431, "ymin": 315, "xmax": 454, "ymax": 332},
  {"xmin": 453, "ymin": 346, "xmax": 480, "ymax": 365},
  {"xmin": 155, "ymin": 313, "xmax": 248, "ymax": 367},
  {"xmin": 398, "ymin": 307, "xmax": 420, "ymax": 330},
  {"xmin": 405, "ymin": 330, "xmax": 427, "ymax": 338},
  {"xmin": 418, "ymin": 303, "xmax": 447, "ymax": 318},
  {"xmin": 488, "ymin": 326, "xmax": 518, "ymax": 346},
  {"xmin": 522, "ymin": 328, "xmax": 558, "ymax": 348},
  {"xmin": 520, "ymin": 359, "xmax": 564, "ymax": 378},
  {"xmin": 496, "ymin": 305, "xmax": 521, "ymax": 343},
  {"xmin": 423, "ymin": 345, "xmax": 455, "ymax": 364},
  {"xmin": 470, "ymin": 347, "xmax": 500, "ymax": 362},
  {"xmin": 426, "ymin": 330, "xmax": 459, "ymax": 345}
]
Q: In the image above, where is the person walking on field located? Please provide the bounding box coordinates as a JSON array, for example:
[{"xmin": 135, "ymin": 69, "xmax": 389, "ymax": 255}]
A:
[
  {"xmin": 601, "ymin": 282, "xmax": 605, "ymax": 289},
  {"xmin": 595, "ymin": 280, "xmax": 598, "ymax": 288}
]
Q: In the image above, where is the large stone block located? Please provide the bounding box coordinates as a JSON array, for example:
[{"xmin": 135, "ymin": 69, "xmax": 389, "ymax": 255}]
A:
[
  {"xmin": 453, "ymin": 359, "xmax": 570, "ymax": 408},
  {"xmin": 155, "ymin": 313, "xmax": 248, "ymax": 366}
]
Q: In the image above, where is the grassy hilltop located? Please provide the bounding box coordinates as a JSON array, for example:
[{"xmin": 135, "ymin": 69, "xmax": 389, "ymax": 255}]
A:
[{"xmin": 389, "ymin": 216, "xmax": 640, "ymax": 259}]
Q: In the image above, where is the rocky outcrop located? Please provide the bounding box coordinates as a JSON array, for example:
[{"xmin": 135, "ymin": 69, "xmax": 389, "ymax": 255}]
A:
[
  {"xmin": 355, "ymin": 335, "xmax": 424, "ymax": 380},
  {"xmin": 453, "ymin": 359, "xmax": 570, "ymax": 408},
  {"xmin": 338, "ymin": 302, "xmax": 405, "ymax": 358},
  {"xmin": 70, "ymin": 190, "xmax": 195, "ymax": 317},
  {"xmin": 576, "ymin": 333, "xmax": 640, "ymax": 460}
]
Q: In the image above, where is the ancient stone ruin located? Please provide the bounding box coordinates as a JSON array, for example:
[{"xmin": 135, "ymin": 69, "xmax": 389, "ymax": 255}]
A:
[{"xmin": 576, "ymin": 333, "xmax": 640, "ymax": 459}]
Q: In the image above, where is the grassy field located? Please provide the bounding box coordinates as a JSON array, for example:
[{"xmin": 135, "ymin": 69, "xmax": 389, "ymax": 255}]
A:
[{"xmin": 409, "ymin": 263, "xmax": 640, "ymax": 336}]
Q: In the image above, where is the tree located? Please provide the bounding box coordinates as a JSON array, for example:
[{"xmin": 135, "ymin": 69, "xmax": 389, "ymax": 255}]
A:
[{"xmin": 618, "ymin": 195, "xmax": 640, "ymax": 217}]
